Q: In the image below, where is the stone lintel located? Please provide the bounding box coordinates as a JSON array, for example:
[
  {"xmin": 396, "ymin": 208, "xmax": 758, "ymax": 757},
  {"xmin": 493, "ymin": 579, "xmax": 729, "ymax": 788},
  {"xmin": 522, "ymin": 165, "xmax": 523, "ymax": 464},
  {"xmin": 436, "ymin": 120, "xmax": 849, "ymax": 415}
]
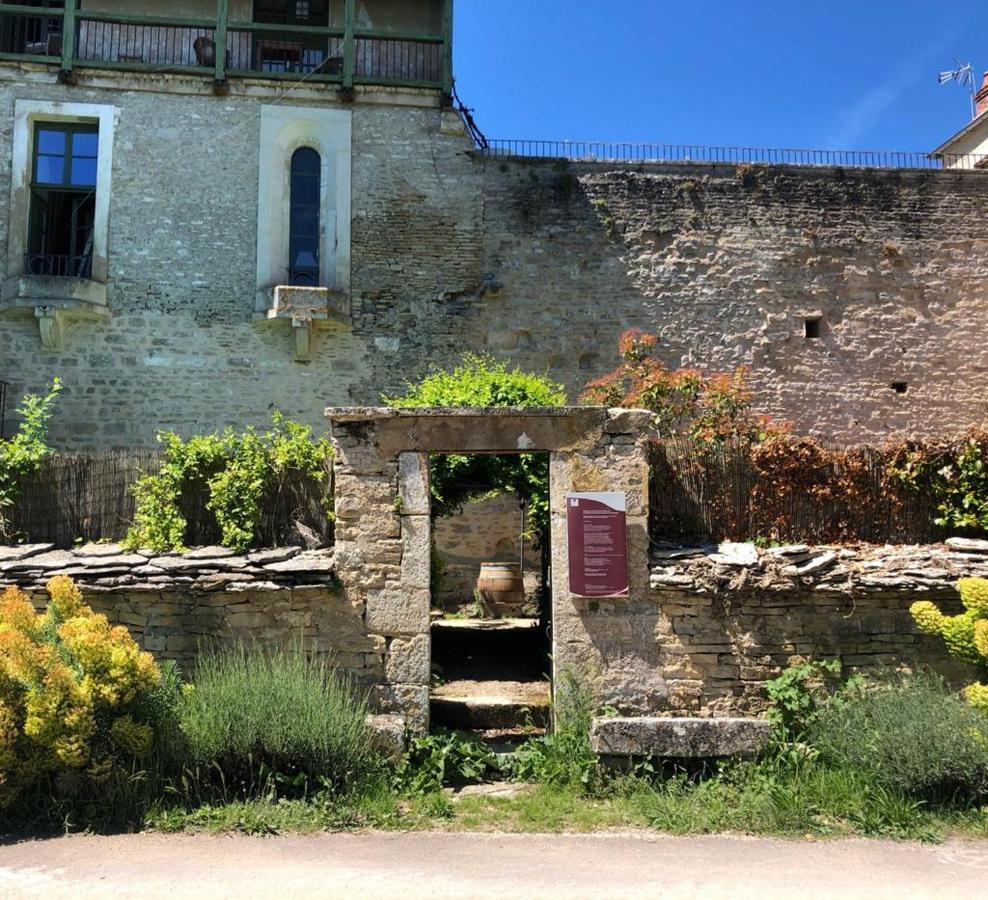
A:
[
  {"xmin": 328, "ymin": 407, "xmax": 614, "ymax": 457},
  {"xmin": 590, "ymin": 716, "xmax": 772, "ymax": 758}
]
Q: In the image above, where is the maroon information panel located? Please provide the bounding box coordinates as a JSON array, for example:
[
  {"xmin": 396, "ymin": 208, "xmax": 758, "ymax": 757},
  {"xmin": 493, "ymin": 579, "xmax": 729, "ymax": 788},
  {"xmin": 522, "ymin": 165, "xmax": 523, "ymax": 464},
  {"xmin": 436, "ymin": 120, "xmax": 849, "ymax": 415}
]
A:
[{"xmin": 566, "ymin": 492, "xmax": 629, "ymax": 598}]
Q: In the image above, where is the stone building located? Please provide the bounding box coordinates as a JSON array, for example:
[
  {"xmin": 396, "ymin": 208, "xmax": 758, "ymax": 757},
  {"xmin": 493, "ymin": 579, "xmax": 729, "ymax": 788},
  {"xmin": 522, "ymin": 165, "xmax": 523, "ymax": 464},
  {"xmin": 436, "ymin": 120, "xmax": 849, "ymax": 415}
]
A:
[{"xmin": 0, "ymin": 1, "xmax": 987, "ymax": 447}]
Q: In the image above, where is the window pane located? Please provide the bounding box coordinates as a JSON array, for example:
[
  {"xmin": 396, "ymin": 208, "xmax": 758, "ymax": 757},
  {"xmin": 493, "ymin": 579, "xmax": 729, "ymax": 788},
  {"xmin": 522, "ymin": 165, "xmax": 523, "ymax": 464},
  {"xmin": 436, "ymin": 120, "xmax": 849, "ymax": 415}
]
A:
[
  {"xmin": 37, "ymin": 129, "xmax": 65, "ymax": 155},
  {"xmin": 35, "ymin": 154, "xmax": 65, "ymax": 184},
  {"xmin": 70, "ymin": 158, "xmax": 98, "ymax": 187},
  {"xmin": 72, "ymin": 132, "xmax": 99, "ymax": 158}
]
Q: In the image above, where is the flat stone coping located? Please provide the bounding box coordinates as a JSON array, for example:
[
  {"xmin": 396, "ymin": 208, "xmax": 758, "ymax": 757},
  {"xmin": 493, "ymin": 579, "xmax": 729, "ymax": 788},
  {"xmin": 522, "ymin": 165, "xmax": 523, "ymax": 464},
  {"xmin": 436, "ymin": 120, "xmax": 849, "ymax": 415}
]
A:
[
  {"xmin": 650, "ymin": 538, "xmax": 988, "ymax": 594},
  {"xmin": 591, "ymin": 716, "xmax": 771, "ymax": 758},
  {"xmin": 0, "ymin": 543, "xmax": 335, "ymax": 593}
]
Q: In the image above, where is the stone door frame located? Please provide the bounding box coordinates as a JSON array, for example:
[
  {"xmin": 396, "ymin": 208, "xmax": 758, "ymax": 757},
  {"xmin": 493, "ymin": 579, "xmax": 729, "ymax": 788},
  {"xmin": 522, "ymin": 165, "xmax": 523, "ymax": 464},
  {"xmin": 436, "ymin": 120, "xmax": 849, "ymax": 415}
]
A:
[{"xmin": 327, "ymin": 406, "xmax": 653, "ymax": 732}]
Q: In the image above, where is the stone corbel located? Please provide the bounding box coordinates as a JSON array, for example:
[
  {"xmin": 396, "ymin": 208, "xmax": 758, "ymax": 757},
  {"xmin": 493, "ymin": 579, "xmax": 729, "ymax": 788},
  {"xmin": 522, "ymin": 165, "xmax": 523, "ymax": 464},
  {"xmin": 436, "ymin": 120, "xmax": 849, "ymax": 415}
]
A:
[
  {"xmin": 1, "ymin": 277, "xmax": 110, "ymax": 352},
  {"xmin": 292, "ymin": 319, "xmax": 313, "ymax": 362},
  {"xmin": 35, "ymin": 306, "xmax": 65, "ymax": 351}
]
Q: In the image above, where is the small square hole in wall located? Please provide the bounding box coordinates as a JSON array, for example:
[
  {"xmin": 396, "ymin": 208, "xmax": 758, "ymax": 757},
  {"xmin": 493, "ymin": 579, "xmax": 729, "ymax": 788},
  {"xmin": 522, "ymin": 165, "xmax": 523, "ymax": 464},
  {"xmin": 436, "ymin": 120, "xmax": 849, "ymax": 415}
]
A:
[
  {"xmin": 804, "ymin": 318, "xmax": 822, "ymax": 339},
  {"xmin": 891, "ymin": 381, "xmax": 908, "ymax": 394}
]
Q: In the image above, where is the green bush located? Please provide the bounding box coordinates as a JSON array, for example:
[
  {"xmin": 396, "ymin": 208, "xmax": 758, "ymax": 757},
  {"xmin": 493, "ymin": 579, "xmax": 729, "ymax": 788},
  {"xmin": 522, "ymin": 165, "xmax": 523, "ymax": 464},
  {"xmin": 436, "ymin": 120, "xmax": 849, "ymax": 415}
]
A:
[
  {"xmin": 399, "ymin": 729, "xmax": 498, "ymax": 795},
  {"xmin": 0, "ymin": 379, "xmax": 61, "ymax": 540},
  {"xmin": 809, "ymin": 675, "xmax": 988, "ymax": 805},
  {"xmin": 177, "ymin": 642, "xmax": 377, "ymax": 801},
  {"xmin": 126, "ymin": 412, "xmax": 332, "ymax": 553},
  {"xmin": 765, "ymin": 659, "xmax": 861, "ymax": 741}
]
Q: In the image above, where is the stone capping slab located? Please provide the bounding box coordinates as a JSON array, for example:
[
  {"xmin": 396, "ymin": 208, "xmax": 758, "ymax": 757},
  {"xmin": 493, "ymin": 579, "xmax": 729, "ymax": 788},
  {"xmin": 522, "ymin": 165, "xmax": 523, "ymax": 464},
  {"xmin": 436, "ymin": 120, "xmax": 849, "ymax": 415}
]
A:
[
  {"xmin": 590, "ymin": 717, "xmax": 771, "ymax": 758},
  {"xmin": 0, "ymin": 545, "xmax": 335, "ymax": 594},
  {"xmin": 650, "ymin": 541, "xmax": 988, "ymax": 595}
]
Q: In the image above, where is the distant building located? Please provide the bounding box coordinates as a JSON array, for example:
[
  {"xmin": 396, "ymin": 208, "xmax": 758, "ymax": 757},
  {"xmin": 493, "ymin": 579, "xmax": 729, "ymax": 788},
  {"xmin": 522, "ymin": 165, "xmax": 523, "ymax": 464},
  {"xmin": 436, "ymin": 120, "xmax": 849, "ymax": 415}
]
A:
[{"xmin": 933, "ymin": 71, "xmax": 988, "ymax": 167}]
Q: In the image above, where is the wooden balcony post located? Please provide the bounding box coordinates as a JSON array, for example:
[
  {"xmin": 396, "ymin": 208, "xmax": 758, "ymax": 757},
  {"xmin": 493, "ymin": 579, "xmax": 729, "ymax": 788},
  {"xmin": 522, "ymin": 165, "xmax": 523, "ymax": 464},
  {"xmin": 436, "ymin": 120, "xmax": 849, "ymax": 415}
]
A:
[
  {"xmin": 60, "ymin": 0, "xmax": 77, "ymax": 75},
  {"xmin": 343, "ymin": 0, "xmax": 355, "ymax": 90},
  {"xmin": 214, "ymin": 0, "xmax": 228, "ymax": 82},
  {"xmin": 441, "ymin": 0, "xmax": 454, "ymax": 99}
]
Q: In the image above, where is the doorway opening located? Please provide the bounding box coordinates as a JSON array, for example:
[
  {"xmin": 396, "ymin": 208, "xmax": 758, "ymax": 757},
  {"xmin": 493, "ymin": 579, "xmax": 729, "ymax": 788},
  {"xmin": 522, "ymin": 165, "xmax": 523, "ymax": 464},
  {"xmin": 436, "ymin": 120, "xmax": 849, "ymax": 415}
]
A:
[{"xmin": 428, "ymin": 452, "xmax": 552, "ymax": 745}]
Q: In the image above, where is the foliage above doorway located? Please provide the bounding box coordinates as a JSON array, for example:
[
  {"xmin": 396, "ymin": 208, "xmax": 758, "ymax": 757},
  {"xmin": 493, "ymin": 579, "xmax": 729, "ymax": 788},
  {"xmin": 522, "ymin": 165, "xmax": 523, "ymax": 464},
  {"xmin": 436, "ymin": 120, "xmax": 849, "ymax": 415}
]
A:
[{"xmin": 383, "ymin": 355, "xmax": 565, "ymax": 537}]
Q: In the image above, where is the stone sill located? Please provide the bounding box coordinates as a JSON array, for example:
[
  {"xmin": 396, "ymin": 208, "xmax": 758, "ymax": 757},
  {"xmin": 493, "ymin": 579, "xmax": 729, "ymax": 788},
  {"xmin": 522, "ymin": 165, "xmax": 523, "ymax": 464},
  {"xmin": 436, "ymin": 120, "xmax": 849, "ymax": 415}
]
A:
[{"xmin": 0, "ymin": 543, "xmax": 336, "ymax": 594}]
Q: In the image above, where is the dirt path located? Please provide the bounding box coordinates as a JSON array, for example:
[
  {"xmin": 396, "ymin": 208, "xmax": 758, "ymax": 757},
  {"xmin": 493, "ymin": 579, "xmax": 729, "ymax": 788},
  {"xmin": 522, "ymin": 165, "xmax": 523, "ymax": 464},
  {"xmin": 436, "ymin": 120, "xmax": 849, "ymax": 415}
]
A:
[{"xmin": 1, "ymin": 831, "xmax": 985, "ymax": 899}]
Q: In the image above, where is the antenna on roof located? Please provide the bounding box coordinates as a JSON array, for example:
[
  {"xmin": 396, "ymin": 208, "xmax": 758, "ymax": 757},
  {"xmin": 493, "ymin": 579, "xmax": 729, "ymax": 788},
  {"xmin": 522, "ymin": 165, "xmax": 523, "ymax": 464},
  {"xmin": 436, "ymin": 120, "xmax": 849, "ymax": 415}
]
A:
[{"xmin": 938, "ymin": 60, "xmax": 976, "ymax": 117}]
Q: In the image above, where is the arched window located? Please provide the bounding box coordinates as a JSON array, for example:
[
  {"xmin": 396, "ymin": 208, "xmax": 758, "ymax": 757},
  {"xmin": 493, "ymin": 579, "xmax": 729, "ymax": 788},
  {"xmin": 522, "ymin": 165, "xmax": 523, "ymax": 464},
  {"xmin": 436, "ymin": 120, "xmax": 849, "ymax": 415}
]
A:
[{"xmin": 289, "ymin": 147, "xmax": 320, "ymax": 286}]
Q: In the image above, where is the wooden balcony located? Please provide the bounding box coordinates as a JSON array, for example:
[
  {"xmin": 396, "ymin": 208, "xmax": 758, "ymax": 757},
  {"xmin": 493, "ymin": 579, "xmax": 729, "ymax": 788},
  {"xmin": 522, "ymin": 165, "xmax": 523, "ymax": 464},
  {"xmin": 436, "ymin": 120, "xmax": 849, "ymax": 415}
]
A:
[{"xmin": 0, "ymin": 1, "xmax": 453, "ymax": 94}]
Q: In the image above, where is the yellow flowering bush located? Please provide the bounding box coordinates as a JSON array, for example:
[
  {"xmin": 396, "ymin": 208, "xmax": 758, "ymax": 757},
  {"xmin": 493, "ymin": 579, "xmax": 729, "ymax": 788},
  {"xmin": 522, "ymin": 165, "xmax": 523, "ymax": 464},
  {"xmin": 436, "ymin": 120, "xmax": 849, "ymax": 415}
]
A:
[
  {"xmin": 0, "ymin": 576, "xmax": 171, "ymax": 809},
  {"xmin": 911, "ymin": 577, "xmax": 988, "ymax": 714}
]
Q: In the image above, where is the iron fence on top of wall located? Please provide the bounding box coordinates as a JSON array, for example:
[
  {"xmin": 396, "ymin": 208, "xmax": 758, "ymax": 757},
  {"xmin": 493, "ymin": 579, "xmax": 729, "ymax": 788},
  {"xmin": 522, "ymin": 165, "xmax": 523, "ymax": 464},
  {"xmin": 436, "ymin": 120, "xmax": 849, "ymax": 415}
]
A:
[
  {"xmin": 7, "ymin": 451, "xmax": 334, "ymax": 550},
  {"xmin": 480, "ymin": 140, "xmax": 988, "ymax": 171},
  {"xmin": 648, "ymin": 438, "xmax": 945, "ymax": 546}
]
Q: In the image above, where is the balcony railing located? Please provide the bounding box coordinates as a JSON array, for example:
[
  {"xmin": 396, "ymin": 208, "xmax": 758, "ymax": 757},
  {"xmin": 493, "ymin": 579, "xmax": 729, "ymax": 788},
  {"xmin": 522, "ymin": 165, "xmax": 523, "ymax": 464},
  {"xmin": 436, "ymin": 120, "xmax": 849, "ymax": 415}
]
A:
[
  {"xmin": 24, "ymin": 252, "xmax": 93, "ymax": 279},
  {"xmin": 0, "ymin": 2, "xmax": 453, "ymax": 93}
]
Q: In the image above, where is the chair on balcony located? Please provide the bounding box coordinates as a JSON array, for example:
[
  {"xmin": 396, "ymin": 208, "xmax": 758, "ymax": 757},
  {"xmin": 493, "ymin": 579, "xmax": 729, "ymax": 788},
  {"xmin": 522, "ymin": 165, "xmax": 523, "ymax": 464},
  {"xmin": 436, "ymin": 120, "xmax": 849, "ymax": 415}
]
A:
[{"xmin": 193, "ymin": 36, "xmax": 230, "ymax": 68}]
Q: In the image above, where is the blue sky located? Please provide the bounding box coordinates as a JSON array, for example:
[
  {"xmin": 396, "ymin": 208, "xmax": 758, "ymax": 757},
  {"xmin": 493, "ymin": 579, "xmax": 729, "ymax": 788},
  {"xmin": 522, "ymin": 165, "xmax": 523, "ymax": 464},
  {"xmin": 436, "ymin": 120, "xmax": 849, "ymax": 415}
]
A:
[{"xmin": 453, "ymin": 1, "xmax": 988, "ymax": 152}]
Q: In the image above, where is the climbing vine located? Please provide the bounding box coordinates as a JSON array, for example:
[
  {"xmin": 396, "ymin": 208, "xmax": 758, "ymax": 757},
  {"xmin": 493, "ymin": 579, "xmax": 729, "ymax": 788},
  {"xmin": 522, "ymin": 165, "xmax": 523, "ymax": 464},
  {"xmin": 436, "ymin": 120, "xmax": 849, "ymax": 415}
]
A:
[
  {"xmin": 125, "ymin": 413, "xmax": 333, "ymax": 554},
  {"xmin": 0, "ymin": 379, "xmax": 61, "ymax": 540}
]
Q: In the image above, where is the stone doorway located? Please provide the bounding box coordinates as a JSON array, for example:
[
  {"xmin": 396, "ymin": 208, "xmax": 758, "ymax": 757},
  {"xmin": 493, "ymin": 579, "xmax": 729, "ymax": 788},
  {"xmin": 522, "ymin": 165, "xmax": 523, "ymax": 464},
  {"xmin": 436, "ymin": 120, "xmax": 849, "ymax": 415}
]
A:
[
  {"xmin": 429, "ymin": 451, "xmax": 553, "ymax": 744},
  {"xmin": 327, "ymin": 407, "xmax": 652, "ymax": 733}
]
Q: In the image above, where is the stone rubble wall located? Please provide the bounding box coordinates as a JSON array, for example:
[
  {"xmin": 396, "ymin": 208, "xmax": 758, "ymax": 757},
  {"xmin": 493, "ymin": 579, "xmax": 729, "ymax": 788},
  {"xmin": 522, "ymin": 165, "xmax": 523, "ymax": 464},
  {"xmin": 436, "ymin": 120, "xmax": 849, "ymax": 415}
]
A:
[
  {"xmin": 0, "ymin": 542, "xmax": 387, "ymax": 682},
  {"xmin": 0, "ymin": 533, "xmax": 981, "ymax": 719},
  {"xmin": 1, "ymin": 71, "xmax": 987, "ymax": 447},
  {"xmin": 572, "ymin": 539, "xmax": 983, "ymax": 718}
]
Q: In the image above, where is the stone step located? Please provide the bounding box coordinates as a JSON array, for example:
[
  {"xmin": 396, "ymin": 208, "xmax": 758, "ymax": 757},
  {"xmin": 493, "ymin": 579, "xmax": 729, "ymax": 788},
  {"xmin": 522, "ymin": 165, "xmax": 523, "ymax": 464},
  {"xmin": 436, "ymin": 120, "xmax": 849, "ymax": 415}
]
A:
[{"xmin": 431, "ymin": 679, "xmax": 551, "ymax": 731}]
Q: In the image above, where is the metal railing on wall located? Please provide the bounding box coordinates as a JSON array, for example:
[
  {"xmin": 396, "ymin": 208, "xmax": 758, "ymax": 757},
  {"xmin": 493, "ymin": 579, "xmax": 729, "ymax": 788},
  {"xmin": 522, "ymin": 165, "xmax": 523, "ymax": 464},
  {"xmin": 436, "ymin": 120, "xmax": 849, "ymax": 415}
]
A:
[{"xmin": 481, "ymin": 140, "xmax": 988, "ymax": 171}]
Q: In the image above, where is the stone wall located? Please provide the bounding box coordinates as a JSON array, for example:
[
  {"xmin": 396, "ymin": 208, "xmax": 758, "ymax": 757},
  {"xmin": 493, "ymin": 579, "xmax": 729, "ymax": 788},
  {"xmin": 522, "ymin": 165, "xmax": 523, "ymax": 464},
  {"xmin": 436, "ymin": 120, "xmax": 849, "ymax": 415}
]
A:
[
  {"xmin": 2, "ymin": 534, "xmax": 982, "ymax": 726},
  {"xmin": 569, "ymin": 541, "xmax": 983, "ymax": 717},
  {"xmin": 0, "ymin": 542, "xmax": 389, "ymax": 684},
  {"xmin": 2, "ymin": 68, "xmax": 988, "ymax": 447}
]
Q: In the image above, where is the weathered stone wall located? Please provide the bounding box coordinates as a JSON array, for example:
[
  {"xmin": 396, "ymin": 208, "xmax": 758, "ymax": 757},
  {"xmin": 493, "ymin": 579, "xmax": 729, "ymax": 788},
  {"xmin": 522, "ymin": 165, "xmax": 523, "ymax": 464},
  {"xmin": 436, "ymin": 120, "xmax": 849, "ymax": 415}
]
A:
[
  {"xmin": 570, "ymin": 542, "xmax": 982, "ymax": 717},
  {"xmin": 433, "ymin": 493, "xmax": 541, "ymax": 610},
  {"xmin": 2, "ymin": 68, "xmax": 988, "ymax": 447},
  {"xmin": 0, "ymin": 543, "xmax": 387, "ymax": 683}
]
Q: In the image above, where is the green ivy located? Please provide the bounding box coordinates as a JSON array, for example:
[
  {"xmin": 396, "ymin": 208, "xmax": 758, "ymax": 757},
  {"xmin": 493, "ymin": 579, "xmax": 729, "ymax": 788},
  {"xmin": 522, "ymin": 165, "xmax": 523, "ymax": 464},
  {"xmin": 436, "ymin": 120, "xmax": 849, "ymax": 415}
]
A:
[
  {"xmin": 383, "ymin": 354, "xmax": 566, "ymax": 540},
  {"xmin": 0, "ymin": 379, "xmax": 61, "ymax": 540},
  {"xmin": 125, "ymin": 412, "xmax": 332, "ymax": 554}
]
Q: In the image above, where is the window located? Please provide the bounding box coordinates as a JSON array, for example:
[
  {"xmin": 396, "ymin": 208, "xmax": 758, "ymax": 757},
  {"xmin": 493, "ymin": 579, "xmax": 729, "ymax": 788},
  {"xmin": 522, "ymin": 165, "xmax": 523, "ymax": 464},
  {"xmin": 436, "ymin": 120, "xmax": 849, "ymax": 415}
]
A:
[
  {"xmin": 27, "ymin": 122, "xmax": 99, "ymax": 278},
  {"xmin": 289, "ymin": 147, "xmax": 321, "ymax": 286}
]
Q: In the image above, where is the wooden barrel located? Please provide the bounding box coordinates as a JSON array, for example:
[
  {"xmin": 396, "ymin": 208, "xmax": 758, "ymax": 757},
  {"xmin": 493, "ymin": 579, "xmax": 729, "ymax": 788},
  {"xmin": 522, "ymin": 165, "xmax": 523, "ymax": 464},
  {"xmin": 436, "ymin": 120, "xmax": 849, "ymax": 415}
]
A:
[{"xmin": 476, "ymin": 562, "xmax": 525, "ymax": 618}]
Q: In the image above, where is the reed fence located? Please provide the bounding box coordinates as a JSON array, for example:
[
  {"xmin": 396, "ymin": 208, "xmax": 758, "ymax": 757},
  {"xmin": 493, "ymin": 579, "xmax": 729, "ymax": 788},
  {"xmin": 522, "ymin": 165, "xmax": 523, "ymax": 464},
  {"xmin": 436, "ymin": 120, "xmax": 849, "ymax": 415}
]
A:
[
  {"xmin": 648, "ymin": 439, "xmax": 944, "ymax": 546},
  {"xmin": 8, "ymin": 451, "xmax": 333, "ymax": 549}
]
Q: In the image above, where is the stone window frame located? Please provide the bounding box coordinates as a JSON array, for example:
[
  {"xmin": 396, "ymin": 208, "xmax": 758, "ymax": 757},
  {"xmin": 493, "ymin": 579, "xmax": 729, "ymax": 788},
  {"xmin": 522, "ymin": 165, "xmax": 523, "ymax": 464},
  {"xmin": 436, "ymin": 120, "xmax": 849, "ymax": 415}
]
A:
[
  {"xmin": 255, "ymin": 105, "xmax": 352, "ymax": 314},
  {"xmin": 8, "ymin": 99, "xmax": 118, "ymax": 288}
]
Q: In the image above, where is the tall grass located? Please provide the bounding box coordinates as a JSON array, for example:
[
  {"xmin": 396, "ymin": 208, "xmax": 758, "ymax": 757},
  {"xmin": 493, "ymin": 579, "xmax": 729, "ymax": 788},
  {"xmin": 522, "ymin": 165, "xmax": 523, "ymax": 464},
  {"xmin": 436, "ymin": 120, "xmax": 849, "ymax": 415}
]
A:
[{"xmin": 178, "ymin": 641, "xmax": 377, "ymax": 801}]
